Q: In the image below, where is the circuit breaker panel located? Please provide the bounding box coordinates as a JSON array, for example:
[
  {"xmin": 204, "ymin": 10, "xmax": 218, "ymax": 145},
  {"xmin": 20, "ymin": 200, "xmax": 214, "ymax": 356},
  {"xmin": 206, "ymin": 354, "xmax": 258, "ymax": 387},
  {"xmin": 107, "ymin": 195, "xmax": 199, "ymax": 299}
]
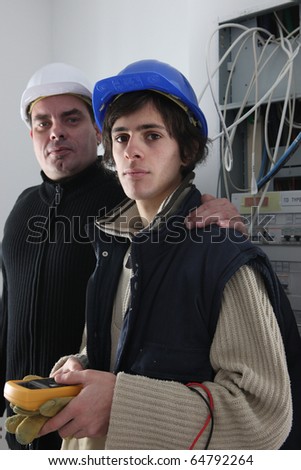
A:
[
  {"xmin": 217, "ymin": 3, "xmax": 301, "ymax": 332},
  {"xmin": 232, "ymin": 190, "xmax": 301, "ymax": 333},
  {"xmin": 218, "ymin": 2, "xmax": 301, "ymax": 198}
]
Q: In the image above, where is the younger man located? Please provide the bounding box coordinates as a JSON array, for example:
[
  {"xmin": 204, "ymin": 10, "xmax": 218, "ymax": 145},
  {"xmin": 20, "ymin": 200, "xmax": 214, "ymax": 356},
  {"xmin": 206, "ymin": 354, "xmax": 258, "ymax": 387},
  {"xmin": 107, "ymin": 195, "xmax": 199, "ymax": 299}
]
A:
[{"xmin": 27, "ymin": 61, "xmax": 301, "ymax": 449}]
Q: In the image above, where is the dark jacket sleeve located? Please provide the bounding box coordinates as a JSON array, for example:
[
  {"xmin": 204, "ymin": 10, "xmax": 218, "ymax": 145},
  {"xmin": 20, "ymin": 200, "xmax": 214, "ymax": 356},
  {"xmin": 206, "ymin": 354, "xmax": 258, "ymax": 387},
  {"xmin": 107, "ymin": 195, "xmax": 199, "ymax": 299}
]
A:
[{"xmin": 0, "ymin": 261, "xmax": 7, "ymax": 415}]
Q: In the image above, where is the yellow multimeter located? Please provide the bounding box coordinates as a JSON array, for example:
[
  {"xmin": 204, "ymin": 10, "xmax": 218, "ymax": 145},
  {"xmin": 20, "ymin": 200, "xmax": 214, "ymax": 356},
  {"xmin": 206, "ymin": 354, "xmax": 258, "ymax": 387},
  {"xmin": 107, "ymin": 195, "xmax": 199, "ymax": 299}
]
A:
[{"xmin": 4, "ymin": 377, "xmax": 82, "ymax": 411}]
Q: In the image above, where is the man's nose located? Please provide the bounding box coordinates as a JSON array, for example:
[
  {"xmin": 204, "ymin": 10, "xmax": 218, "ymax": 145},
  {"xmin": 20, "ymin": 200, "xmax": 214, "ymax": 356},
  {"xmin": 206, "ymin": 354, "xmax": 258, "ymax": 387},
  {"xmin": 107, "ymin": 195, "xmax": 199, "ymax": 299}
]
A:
[
  {"xmin": 50, "ymin": 124, "xmax": 66, "ymax": 140},
  {"xmin": 125, "ymin": 152, "xmax": 141, "ymax": 160},
  {"xmin": 125, "ymin": 137, "xmax": 143, "ymax": 159}
]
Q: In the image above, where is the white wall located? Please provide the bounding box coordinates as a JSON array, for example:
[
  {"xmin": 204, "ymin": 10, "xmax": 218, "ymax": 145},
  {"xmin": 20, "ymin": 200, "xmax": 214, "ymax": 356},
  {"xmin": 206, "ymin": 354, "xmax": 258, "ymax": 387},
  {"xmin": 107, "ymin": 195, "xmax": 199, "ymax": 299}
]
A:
[
  {"xmin": 0, "ymin": 0, "xmax": 295, "ymax": 239},
  {"xmin": 0, "ymin": 0, "xmax": 52, "ymax": 239}
]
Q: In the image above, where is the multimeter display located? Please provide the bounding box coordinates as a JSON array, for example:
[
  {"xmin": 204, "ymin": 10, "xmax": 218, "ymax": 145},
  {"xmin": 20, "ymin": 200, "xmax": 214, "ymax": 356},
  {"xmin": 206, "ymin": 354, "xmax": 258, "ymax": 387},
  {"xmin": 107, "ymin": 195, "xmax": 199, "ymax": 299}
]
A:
[
  {"xmin": 4, "ymin": 377, "xmax": 82, "ymax": 411},
  {"xmin": 16, "ymin": 377, "xmax": 66, "ymax": 389}
]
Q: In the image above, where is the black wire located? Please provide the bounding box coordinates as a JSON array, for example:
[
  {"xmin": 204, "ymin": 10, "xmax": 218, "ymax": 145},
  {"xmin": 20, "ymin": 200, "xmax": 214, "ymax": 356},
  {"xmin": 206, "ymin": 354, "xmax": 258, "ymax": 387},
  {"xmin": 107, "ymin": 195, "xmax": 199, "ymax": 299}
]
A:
[{"xmin": 188, "ymin": 386, "xmax": 214, "ymax": 450}]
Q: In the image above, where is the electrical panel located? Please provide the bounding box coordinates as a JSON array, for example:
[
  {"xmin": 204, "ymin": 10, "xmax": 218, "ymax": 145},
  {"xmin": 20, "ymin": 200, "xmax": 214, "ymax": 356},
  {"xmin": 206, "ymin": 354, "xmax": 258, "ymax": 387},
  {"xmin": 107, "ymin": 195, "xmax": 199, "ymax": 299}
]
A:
[
  {"xmin": 219, "ymin": 5, "xmax": 301, "ymax": 108},
  {"xmin": 232, "ymin": 190, "xmax": 301, "ymax": 333},
  {"xmin": 218, "ymin": 5, "xmax": 301, "ymax": 336},
  {"xmin": 218, "ymin": 2, "xmax": 301, "ymax": 198}
]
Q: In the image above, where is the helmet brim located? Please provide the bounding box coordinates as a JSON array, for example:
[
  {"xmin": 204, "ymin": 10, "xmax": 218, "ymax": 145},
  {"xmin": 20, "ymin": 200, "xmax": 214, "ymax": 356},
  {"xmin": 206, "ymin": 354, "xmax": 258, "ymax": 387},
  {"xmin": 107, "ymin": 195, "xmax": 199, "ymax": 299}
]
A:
[{"xmin": 92, "ymin": 71, "xmax": 208, "ymax": 137}]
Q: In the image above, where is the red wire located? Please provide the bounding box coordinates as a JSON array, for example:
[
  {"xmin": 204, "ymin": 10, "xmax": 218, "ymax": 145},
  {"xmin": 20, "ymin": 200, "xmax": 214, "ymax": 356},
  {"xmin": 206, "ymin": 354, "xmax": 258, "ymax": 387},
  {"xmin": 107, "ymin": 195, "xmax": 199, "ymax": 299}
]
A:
[{"xmin": 186, "ymin": 382, "xmax": 214, "ymax": 450}]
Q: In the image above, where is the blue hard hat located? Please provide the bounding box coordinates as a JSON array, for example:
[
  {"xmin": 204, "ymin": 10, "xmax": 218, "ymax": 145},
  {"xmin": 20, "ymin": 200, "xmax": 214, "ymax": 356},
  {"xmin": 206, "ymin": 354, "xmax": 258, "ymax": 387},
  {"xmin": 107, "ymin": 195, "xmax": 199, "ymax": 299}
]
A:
[{"xmin": 92, "ymin": 59, "xmax": 208, "ymax": 137}]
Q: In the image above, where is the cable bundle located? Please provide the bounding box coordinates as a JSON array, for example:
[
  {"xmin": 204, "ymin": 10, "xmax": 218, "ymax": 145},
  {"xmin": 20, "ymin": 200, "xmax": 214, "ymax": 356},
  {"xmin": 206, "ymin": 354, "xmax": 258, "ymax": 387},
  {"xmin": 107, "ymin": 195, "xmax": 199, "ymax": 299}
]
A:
[{"xmin": 199, "ymin": 9, "xmax": 301, "ymax": 209}]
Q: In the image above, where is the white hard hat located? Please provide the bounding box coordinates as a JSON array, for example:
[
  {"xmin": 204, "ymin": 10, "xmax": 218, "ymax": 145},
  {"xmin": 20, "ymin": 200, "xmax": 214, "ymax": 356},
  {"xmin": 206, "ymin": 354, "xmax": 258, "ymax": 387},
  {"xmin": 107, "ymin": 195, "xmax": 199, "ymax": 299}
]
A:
[{"xmin": 20, "ymin": 62, "xmax": 93, "ymax": 127}]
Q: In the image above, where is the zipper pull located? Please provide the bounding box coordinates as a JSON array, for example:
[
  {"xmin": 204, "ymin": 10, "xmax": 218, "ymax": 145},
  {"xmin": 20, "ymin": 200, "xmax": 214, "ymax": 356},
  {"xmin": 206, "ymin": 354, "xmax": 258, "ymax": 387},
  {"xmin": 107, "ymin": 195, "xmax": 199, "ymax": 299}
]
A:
[{"xmin": 55, "ymin": 184, "xmax": 62, "ymax": 205}]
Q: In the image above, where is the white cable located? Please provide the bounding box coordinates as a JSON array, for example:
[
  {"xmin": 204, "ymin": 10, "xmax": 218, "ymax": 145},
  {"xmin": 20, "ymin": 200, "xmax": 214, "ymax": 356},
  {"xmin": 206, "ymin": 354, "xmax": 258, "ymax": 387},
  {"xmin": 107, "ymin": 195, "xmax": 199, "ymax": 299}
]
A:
[
  {"xmin": 204, "ymin": 24, "xmax": 276, "ymax": 178},
  {"xmin": 222, "ymin": 30, "xmax": 276, "ymax": 180},
  {"xmin": 199, "ymin": 23, "xmax": 275, "ymax": 101},
  {"xmin": 214, "ymin": 47, "xmax": 298, "ymax": 140},
  {"xmin": 250, "ymin": 31, "xmax": 259, "ymax": 194},
  {"xmin": 201, "ymin": 17, "xmax": 301, "ymax": 199}
]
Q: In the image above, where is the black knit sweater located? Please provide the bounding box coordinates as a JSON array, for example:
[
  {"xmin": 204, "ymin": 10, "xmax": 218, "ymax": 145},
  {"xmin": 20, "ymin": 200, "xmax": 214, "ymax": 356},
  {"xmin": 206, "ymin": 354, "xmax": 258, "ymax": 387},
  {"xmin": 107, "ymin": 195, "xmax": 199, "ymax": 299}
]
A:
[{"xmin": 0, "ymin": 159, "xmax": 125, "ymax": 449}]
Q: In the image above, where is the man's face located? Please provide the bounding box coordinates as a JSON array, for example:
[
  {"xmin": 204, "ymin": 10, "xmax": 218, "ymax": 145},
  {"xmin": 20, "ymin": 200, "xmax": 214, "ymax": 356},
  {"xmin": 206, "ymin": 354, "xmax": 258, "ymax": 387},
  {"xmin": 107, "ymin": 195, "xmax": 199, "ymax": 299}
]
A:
[
  {"xmin": 30, "ymin": 94, "xmax": 101, "ymax": 181},
  {"xmin": 111, "ymin": 101, "xmax": 185, "ymax": 220}
]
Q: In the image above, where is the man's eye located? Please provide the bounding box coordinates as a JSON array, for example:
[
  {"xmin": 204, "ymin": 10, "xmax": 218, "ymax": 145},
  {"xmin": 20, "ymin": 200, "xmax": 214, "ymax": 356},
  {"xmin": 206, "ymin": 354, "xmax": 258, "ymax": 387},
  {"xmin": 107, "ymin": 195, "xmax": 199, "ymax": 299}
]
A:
[
  {"xmin": 115, "ymin": 135, "xmax": 128, "ymax": 143},
  {"xmin": 37, "ymin": 121, "xmax": 50, "ymax": 128},
  {"xmin": 66, "ymin": 117, "xmax": 80, "ymax": 124},
  {"xmin": 147, "ymin": 133, "xmax": 161, "ymax": 140}
]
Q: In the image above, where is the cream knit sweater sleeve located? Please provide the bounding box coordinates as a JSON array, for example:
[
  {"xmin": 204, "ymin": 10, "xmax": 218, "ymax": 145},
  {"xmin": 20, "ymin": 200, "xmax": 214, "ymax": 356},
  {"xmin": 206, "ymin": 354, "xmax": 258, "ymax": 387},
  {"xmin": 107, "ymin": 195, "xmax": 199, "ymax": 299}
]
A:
[{"xmin": 105, "ymin": 265, "xmax": 292, "ymax": 450}]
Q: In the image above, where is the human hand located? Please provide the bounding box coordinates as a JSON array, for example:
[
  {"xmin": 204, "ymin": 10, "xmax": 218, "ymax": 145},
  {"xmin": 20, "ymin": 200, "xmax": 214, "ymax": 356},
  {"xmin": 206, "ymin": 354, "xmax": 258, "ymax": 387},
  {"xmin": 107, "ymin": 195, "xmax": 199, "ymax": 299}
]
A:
[
  {"xmin": 5, "ymin": 375, "xmax": 73, "ymax": 445},
  {"xmin": 51, "ymin": 356, "xmax": 84, "ymax": 377},
  {"xmin": 39, "ymin": 369, "xmax": 116, "ymax": 440},
  {"xmin": 185, "ymin": 193, "xmax": 248, "ymax": 235}
]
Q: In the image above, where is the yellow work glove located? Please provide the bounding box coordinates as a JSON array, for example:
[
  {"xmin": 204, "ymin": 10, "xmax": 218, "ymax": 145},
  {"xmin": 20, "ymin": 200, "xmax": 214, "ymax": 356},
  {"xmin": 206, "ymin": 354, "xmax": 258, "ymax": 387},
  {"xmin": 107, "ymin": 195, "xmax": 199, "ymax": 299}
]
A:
[{"xmin": 5, "ymin": 375, "xmax": 73, "ymax": 445}]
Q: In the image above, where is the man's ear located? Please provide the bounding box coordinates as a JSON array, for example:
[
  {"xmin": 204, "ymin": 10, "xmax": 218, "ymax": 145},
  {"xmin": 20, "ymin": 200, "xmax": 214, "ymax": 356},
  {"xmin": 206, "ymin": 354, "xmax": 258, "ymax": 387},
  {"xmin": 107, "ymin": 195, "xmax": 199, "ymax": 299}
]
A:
[
  {"xmin": 94, "ymin": 124, "xmax": 102, "ymax": 145},
  {"xmin": 182, "ymin": 152, "xmax": 194, "ymax": 167},
  {"xmin": 30, "ymin": 130, "xmax": 33, "ymax": 139},
  {"xmin": 183, "ymin": 139, "xmax": 199, "ymax": 166}
]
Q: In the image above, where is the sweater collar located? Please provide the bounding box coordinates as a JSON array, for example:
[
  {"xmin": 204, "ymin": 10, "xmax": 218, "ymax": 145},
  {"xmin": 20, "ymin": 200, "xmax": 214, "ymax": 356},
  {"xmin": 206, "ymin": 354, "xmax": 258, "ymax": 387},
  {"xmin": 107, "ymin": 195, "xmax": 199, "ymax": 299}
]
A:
[
  {"xmin": 39, "ymin": 158, "xmax": 102, "ymax": 204},
  {"xmin": 41, "ymin": 158, "xmax": 101, "ymax": 188},
  {"xmin": 96, "ymin": 172, "xmax": 196, "ymax": 239}
]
